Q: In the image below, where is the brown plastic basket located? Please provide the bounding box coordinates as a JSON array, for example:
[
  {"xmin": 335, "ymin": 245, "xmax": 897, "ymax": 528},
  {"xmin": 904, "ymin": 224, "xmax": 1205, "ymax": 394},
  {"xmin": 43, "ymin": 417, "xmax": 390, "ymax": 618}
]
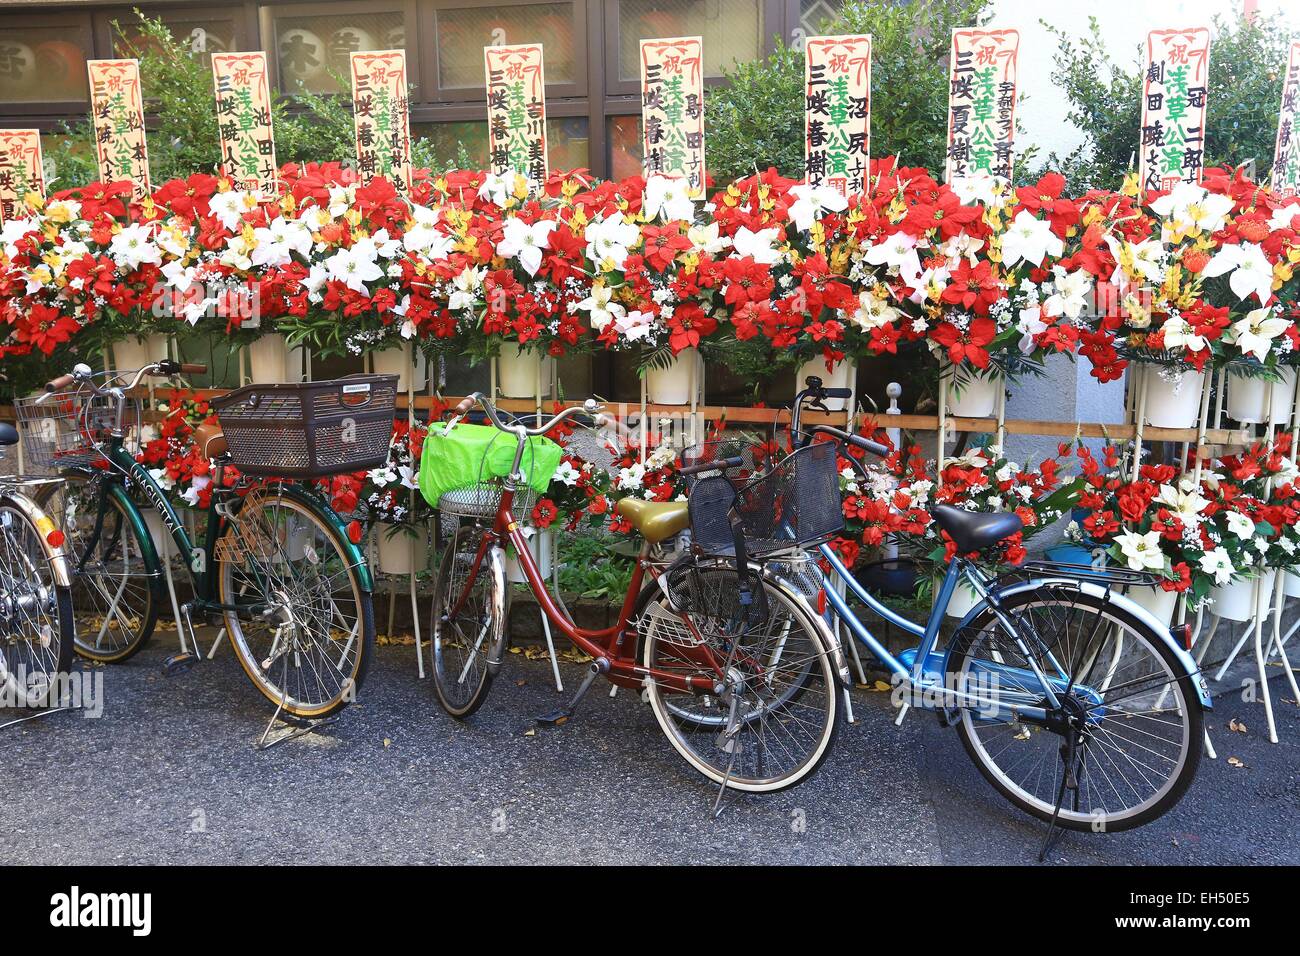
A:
[{"xmin": 211, "ymin": 374, "xmax": 397, "ymax": 479}]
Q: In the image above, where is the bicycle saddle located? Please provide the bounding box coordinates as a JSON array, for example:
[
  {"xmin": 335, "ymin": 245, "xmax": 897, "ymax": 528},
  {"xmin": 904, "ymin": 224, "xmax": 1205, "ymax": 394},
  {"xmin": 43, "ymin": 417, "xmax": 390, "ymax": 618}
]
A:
[
  {"xmin": 192, "ymin": 421, "xmax": 228, "ymax": 459},
  {"xmin": 0, "ymin": 422, "xmax": 17, "ymax": 446},
  {"xmin": 616, "ymin": 499, "xmax": 689, "ymax": 544},
  {"xmin": 931, "ymin": 504, "xmax": 1023, "ymax": 553}
]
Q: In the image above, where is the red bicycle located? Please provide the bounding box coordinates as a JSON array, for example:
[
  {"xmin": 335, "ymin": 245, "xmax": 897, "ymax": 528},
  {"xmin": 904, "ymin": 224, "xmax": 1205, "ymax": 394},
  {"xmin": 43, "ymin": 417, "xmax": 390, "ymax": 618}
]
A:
[{"xmin": 426, "ymin": 393, "xmax": 846, "ymax": 796}]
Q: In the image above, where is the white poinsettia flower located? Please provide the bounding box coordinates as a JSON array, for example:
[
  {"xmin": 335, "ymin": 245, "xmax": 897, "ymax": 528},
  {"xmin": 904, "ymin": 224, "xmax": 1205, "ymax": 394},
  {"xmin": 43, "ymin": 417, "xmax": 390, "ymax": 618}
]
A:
[
  {"xmin": 687, "ymin": 221, "xmax": 728, "ymax": 256},
  {"xmin": 730, "ymin": 225, "xmax": 782, "ymax": 265},
  {"xmin": 850, "ymin": 290, "xmax": 900, "ymax": 330},
  {"xmin": 1115, "ymin": 529, "xmax": 1166, "ymax": 572},
  {"xmin": 0, "ymin": 217, "xmax": 40, "ymax": 258},
  {"xmin": 368, "ymin": 228, "xmax": 402, "ymax": 259},
  {"xmin": 477, "ymin": 172, "xmax": 517, "ymax": 207},
  {"xmin": 181, "ymin": 475, "xmax": 212, "ymax": 507},
  {"xmin": 324, "ymin": 244, "xmax": 383, "ymax": 292},
  {"xmin": 327, "ymin": 184, "xmax": 355, "ymax": 218},
  {"xmin": 642, "ymin": 175, "xmax": 696, "ymax": 222},
  {"xmin": 1000, "ymin": 210, "xmax": 1064, "ymax": 268},
  {"xmin": 209, "ymin": 190, "xmax": 259, "ymax": 232},
  {"xmin": 950, "ymin": 172, "xmax": 1001, "ymax": 206},
  {"xmin": 1105, "ymin": 235, "xmax": 1166, "ymax": 287},
  {"xmin": 402, "ymin": 215, "xmax": 454, "ymax": 259},
  {"xmin": 584, "ymin": 215, "xmax": 639, "ymax": 270},
  {"xmin": 939, "ymin": 232, "xmax": 984, "ymax": 264},
  {"xmin": 220, "ymin": 230, "xmax": 256, "ymax": 271},
  {"xmin": 1016, "ymin": 305, "xmax": 1048, "ymax": 354},
  {"xmin": 616, "ymin": 463, "xmax": 645, "ymax": 491},
  {"xmin": 614, "ymin": 309, "xmax": 655, "ymax": 342},
  {"xmin": 1268, "ymin": 201, "xmax": 1300, "ymax": 231},
  {"xmin": 497, "ymin": 216, "xmax": 555, "ymax": 277},
  {"xmin": 788, "ymin": 183, "xmax": 849, "ymax": 232},
  {"xmin": 576, "ymin": 282, "xmax": 626, "ymax": 332},
  {"xmin": 1225, "ymin": 510, "xmax": 1256, "ymax": 539},
  {"xmin": 448, "ymin": 266, "xmax": 485, "ymax": 310},
  {"xmin": 1159, "ymin": 315, "xmax": 1211, "ymax": 353},
  {"xmin": 1154, "ymin": 483, "xmax": 1210, "ymax": 528},
  {"xmin": 1228, "ymin": 306, "xmax": 1289, "ymax": 361},
  {"xmin": 149, "ymin": 467, "xmax": 175, "ymax": 491},
  {"xmin": 1199, "ymin": 546, "xmax": 1235, "ymax": 586},
  {"xmin": 301, "ymin": 263, "xmax": 329, "ymax": 298},
  {"xmin": 1149, "ymin": 182, "xmax": 1234, "ymax": 235},
  {"xmin": 1202, "ymin": 241, "xmax": 1274, "ymax": 304},
  {"xmin": 553, "ymin": 461, "xmax": 580, "ymax": 486},
  {"xmin": 1045, "ymin": 267, "xmax": 1093, "ymax": 320},
  {"xmin": 864, "ymin": 232, "xmax": 923, "ymax": 284},
  {"xmin": 109, "ymin": 222, "xmax": 162, "ymax": 270}
]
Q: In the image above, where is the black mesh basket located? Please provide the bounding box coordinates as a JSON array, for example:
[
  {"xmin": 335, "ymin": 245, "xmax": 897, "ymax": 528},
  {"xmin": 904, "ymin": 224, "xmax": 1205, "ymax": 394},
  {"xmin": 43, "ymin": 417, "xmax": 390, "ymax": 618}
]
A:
[
  {"xmin": 680, "ymin": 438, "xmax": 768, "ymax": 552},
  {"xmin": 691, "ymin": 440, "xmax": 843, "ymax": 558},
  {"xmin": 211, "ymin": 374, "xmax": 397, "ymax": 478}
]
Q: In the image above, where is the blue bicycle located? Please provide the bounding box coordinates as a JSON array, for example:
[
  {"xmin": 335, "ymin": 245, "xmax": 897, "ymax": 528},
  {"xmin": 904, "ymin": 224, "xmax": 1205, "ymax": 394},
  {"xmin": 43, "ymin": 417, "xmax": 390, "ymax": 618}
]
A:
[{"xmin": 763, "ymin": 379, "xmax": 1212, "ymax": 838}]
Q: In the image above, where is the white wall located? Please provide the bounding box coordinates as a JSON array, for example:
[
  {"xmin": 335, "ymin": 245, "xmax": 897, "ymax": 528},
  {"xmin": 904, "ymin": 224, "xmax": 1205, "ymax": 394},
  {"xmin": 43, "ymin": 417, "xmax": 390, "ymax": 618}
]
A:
[{"xmin": 986, "ymin": 0, "xmax": 1295, "ymax": 168}]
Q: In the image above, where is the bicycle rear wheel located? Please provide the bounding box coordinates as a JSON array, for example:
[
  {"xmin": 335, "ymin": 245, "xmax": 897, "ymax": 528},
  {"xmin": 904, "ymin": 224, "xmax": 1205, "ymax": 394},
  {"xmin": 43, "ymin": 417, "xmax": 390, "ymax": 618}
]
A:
[
  {"xmin": 639, "ymin": 560, "xmax": 841, "ymax": 793},
  {"xmin": 44, "ymin": 474, "xmax": 158, "ymax": 663},
  {"xmin": 219, "ymin": 490, "xmax": 374, "ymax": 719},
  {"xmin": 428, "ymin": 524, "xmax": 505, "ymax": 719},
  {"xmin": 0, "ymin": 498, "xmax": 74, "ymax": 708},
  {"xmin": 947, "ymin": 586, "xmax": 1202, "ymax": 832}
]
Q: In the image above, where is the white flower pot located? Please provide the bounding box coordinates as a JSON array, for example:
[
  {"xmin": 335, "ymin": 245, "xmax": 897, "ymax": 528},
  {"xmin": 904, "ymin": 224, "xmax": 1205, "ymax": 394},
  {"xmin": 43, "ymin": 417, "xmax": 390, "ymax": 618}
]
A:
[
  {"xmin": 497, "ymin": 342, "xmax": 548, "ymax": 399},
  {"xmin": 1127, "ymin": 585, "xmax": 1177, "ymax": 628},
  {"xmin": 507, "ymin": 530, "xmax": 553, "ymax": 583},
  {"xmin": 1142, "ymin": 366, "xmax": 1205, "ymax": 429},
  {"xmin": 945, "ymin": 578, "xmax": 981, "ymax": 618},
  {"xmin": 1226, "ymin": 367, "xmax": 1297, "ymax": 425},
  {"xmin": 375, "ymin": 527, "xmax": 422, "ymax": 575},
  {"xmin": 647, "ymin": 347, "xmax": 698, "ymax": 405},
  {"xmin": 111, "ymin": 333, "xmax": 169, "ymax": 373},
  {"xmin": 248, "ymin": 333, "xmax": 291, "ymax": 383},
  {"xmin": 947, "ymin": 369, "xmax": 1003, "ymax": 418},
  {"xmin": 796, "ymin": 356, "xmax": 855, "ymax": 411},
  {"xmin": 372, "ymin": 341, "xmax": 427, "ymax": 392},
  {"xmin": 1210, "ymin": 570, "xmax": 1276, "ymax": 623},
  {"xmin": 1285, "ymin": 569, "xmax": 1300, "ymax": 599}
]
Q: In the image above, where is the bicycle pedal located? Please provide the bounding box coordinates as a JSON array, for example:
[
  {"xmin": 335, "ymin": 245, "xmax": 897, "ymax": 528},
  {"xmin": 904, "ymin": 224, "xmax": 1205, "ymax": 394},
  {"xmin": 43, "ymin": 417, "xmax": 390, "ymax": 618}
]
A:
[
  {"xmin": 535, "ymin": 709, "xmax": 573, "ymax": 726},
  {"xmin": 162, "ymin": 652, "xmax": 203, "ymax": 676},
  {"xmin": 936, "ymin": 706, "xmax": 962, "ymax": 728}
]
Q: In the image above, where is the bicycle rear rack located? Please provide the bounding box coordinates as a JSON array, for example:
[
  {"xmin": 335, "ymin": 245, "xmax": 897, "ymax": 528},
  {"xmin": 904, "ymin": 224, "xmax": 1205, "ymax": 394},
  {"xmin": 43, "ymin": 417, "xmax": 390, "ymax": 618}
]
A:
[{"xmin": 1000, "ymin": 560, "xmax": 1164, "ymax": 590}]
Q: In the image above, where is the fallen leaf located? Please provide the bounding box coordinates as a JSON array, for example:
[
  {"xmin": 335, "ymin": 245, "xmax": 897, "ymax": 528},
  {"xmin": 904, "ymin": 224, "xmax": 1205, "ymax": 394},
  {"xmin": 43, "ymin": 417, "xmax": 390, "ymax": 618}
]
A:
[
  {"xmin": 872, "ymin": 680, "xmax": 891, "ymax": 692},
  {"xmin": 383, "ymin": 738, "xmax": 391, "ymax": 748},
  {"xmin": 1227, "ymin": 756, "xmax": 1246, "ymax": 768},
  {"xmin": 515, "ymin": 679, "xmax": 527, "ymax": 687},
  {"xmin": 523, "ymin": 728, "xmax": 536, "ymax": 737},
  {"xmin": 1228, "ymin": 718, "xmax": 1247, "ymax": 734}
]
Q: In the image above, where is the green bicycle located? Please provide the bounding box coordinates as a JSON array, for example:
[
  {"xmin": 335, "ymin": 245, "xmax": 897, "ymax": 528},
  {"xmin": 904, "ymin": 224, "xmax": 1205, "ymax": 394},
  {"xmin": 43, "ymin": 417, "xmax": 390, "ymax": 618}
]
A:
[{"xmin": 18, "ymin": 360, "xmax": 381, "ymax": 719}]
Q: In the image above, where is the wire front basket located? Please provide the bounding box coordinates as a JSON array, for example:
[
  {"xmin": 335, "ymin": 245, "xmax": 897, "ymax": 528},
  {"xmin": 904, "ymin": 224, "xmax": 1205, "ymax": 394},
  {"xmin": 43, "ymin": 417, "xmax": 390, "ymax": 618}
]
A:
[
  {"xmin": 13, "ymin": 382, "xmax": 140, "ymax": 473},
  {"xmin": 438, "ymin": 482, "xmax": 537, "ymax": 523}
]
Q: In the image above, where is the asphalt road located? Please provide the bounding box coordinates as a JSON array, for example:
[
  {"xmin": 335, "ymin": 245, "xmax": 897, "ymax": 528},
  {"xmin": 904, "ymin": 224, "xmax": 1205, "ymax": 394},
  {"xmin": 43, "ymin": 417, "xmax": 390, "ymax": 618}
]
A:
[{"xmin": 4, "ymin": 628, "xmax": 1298, "ymax": 866}]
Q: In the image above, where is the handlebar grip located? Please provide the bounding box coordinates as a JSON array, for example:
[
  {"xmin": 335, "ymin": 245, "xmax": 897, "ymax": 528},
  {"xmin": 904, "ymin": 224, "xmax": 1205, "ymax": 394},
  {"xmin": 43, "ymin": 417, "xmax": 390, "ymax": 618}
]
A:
[
  {"xmin": 45, "ymin": 374, "xmax": 75, "ymax": 392},
  {"xmin": 594, "ymin": 413, "xmax": 631, "ymax": 437},
  {"xmin": 822, "ymin": 387, "xmax": 852, "ymax": 399},
  {"xmin": 678, "ymin": 455, "xmax": 744, "ymax": 476},
  {"xmin": 453, "ymin": 396, "xmax": 476, "ymax": 416},
  {"xmin": 180, "ymin": 363, "xmax": 207, "ymax": 374},
  {"xmin": 847, "ymin": 434, "xmax": 891, "ymax": 458}
]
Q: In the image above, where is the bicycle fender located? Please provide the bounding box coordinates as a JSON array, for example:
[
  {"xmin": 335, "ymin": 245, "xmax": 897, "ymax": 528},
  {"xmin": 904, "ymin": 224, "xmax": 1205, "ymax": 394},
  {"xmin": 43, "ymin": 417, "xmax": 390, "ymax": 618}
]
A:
[
  {"xmin": 268, "ymin": 483, "xmax": 375, "ymax": 593},
  {"xmin": 953, "ymin": 577, "xmax": 1212, "ymax": 711},
  {"xmin": 0, "ymin": 490, "xmax": 74, "ymax": 588},
  {"xmin": 762, "ymin": 564, "xmax": 852, "ymax": 688}
]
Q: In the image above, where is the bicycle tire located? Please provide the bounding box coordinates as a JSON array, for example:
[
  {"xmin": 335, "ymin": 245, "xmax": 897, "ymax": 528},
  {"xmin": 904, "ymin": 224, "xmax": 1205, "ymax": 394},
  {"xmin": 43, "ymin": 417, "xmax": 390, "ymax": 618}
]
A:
[{"xmin": 428, "ymin": 524, "xmax": 505, "ymax": 719}]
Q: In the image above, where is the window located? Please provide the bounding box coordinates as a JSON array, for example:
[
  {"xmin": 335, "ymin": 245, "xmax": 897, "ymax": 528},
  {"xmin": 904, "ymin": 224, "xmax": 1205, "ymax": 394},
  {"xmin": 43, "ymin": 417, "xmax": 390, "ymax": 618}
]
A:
[
  {"xmin": 614, "ymin": 0, "xmax": 764, "ymax": 84},
  {"xmin": 263, "ymin": 2, "xmax": 411, "ymax": 95},
  {"xmin": 113, "ymin": 12, "xmax": 240, "ymax": 70},
  {"xmin": 0, "ymin": 22, "xmax": 91, "ymax": 103},
  {"xmin": 436, "ymin": 3, "xmax": 577, "ymax": 88},
  {"xmin": 415, "ymin": 117, "xmax": 588, "ymax": 171}
]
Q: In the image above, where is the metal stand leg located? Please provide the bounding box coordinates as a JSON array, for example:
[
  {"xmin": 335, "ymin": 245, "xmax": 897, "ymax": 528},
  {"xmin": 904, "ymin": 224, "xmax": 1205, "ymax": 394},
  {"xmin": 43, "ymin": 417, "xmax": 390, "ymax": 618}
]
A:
[
  {"xmin": 157, "ymin": 532, "xmax": 189, "ymax": 656},
  {"xmin": 410, "ymin": 567, "xmax": 425, "ymax": 679}
]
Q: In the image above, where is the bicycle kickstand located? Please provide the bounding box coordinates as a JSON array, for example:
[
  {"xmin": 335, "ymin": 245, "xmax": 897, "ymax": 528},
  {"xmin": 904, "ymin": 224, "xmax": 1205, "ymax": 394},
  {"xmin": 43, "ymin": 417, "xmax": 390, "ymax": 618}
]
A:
[
  {"xmin": 162, "ymin": 603, "xmax": 205, "ymax": 675},
  {"xmin": 1038, "ymin": 731, "xmax": 1084, "ymax": 862},
  {"xmin": 536, "ymin": 659, "xmax": 606, "ymax": 726},
  {"xmin": 255, "ymin": 641, "xmax": 340, "ymax": 751}
]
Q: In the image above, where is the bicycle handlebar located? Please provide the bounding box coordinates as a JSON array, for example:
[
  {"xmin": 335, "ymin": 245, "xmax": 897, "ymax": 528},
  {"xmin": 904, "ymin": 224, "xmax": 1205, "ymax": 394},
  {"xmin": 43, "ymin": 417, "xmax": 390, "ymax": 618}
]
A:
[
  {"xmin": 678, "ymin": 455, "xmax": 744, "ymax": 476},
  {"xmin": 810, "ymin": 424, "xmax": 890, "ymax": 458},
  {"xmin": 451, "ymin": 392, "xmax": 603, "ymax": 437}
]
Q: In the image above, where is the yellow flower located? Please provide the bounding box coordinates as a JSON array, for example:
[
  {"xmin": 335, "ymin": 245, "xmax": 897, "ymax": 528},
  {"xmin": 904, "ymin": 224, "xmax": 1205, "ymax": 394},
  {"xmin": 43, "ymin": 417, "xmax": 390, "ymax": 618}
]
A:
[{"xmin": 1120, "ymin": 171, "xmax": 1140, "ymax": 198}]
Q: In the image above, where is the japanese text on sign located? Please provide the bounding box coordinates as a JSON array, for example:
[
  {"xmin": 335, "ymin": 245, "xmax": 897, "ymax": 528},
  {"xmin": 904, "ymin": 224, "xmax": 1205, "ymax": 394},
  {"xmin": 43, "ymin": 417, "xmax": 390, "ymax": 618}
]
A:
[
  {"xmin": 351, "ymin": 50, "xmax": 413, "ymax": 195},
  {"xmin": 87, "ymin": 59, "xmax": 151, "ymax": 200},
  {"xmin": 945, "ymin": 28, "xmax": 1019, "ymax": 184},
  {"xmin": 640, "ymin": 36, "xmax": 705, "ymax": 199},
  {"xmin": 1139, "ymin": 27, "xmax": 1211, "ymax": 193},
  {"xmin": 484, "ymin": 44, "xmax": 548, "ymax": 185},
  {"xmin": 1272, "ymin": 40, "xmax": 1300, "ymax": 197},
  {"xmin": 804, "ymin": 34, "xmax": 871, "ymax": 196},
  {"xmin": 0, "ymin": 129, "xmax": 45, "ymax": 223},
  {"xmin": 211, "ymin": 52, "xmax": 278, "ymax": 193}
]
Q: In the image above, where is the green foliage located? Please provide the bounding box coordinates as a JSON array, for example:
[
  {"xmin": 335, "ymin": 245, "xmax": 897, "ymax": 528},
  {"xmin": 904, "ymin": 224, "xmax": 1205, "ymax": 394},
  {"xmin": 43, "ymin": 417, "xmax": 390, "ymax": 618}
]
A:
[
  {"xmin": 555, "ymin": 532, "xmax": 637, "ymax": 599},
  {"xmin": 1041, "ymin": 11, "xmax": 1292, "ymax": 190},
  {"xmin": 705, "ymin": 0, "xmax": 992, "ymax": 183}
]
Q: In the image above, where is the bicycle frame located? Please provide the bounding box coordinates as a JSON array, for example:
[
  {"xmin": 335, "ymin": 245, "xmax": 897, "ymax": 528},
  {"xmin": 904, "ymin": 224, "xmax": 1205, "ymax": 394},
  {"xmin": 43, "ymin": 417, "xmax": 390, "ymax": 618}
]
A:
[{"xmin": 448, "ymin": 481, "xmax": 721, "ymax": 696}]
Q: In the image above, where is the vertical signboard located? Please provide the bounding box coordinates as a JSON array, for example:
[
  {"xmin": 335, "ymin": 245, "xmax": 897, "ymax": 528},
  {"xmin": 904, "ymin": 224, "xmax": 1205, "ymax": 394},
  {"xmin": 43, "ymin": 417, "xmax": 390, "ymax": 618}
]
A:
[
  {"xmin": 0, "ymin": 129, "xmax": 45, "ymax": 222},
  {"xmin": 1138, "ymin": 27, "xmax": 1211, "ymax": 193},
  {"xmin": 640, "ymin": 36, "xmax": 706, "ymax": 198},
  {"xmin": 945, "ymin": 28, "xmax": 1020, "ymax": 183},
  {"xmin": 803, "ymin": 34, "xmax": 871, "ymax": 196},
  {"xmin": 87, "ymin": 59, "xmax": 151, "ymax": 199},
  {"xmin": 350, "ymin": 49, "xmax": 414, "ymax": 195},
  {"xmin": 211, "ymin": 51, "xmax": 278, "ymax": 192},
  {"xmin": 484, "ymin": 44, "xmax": 548, "ymax": 184},
  {"xmin": 1272, "ymin": 40, "xmax": 1300, "ymax": 197}
]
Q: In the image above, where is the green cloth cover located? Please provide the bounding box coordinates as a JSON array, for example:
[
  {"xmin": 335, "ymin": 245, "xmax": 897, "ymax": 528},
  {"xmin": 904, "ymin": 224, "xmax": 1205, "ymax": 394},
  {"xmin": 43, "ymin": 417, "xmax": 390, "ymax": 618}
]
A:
[{"xmin": 418, "ymin": 421, "xmax": 563, "ymax": 507}]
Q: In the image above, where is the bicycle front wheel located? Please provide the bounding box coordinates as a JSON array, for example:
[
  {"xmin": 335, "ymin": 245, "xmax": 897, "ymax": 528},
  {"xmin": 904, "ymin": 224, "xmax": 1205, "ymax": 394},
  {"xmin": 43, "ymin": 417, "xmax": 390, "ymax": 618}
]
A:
[
  {"xmin": 428, "ymin": 524, "xmax": 505, "ymax": 719},
  {"xmin": 0, "ymin": 498, "xmax": 74, "ymax": 708},
  {"xmin": 639, "ymin": 560, "xmax": 841, "ymax": 794},
  {"xmin": 45, "ymin": 474, "xmax": 158, "ymax": 663},
  {"xmin": 947, "ymin": 586, "xmax": 1202, "ymax": 832},
  {"xmin": 219, "ymin": 490, "xmax": 374, "ymax": 719}
]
